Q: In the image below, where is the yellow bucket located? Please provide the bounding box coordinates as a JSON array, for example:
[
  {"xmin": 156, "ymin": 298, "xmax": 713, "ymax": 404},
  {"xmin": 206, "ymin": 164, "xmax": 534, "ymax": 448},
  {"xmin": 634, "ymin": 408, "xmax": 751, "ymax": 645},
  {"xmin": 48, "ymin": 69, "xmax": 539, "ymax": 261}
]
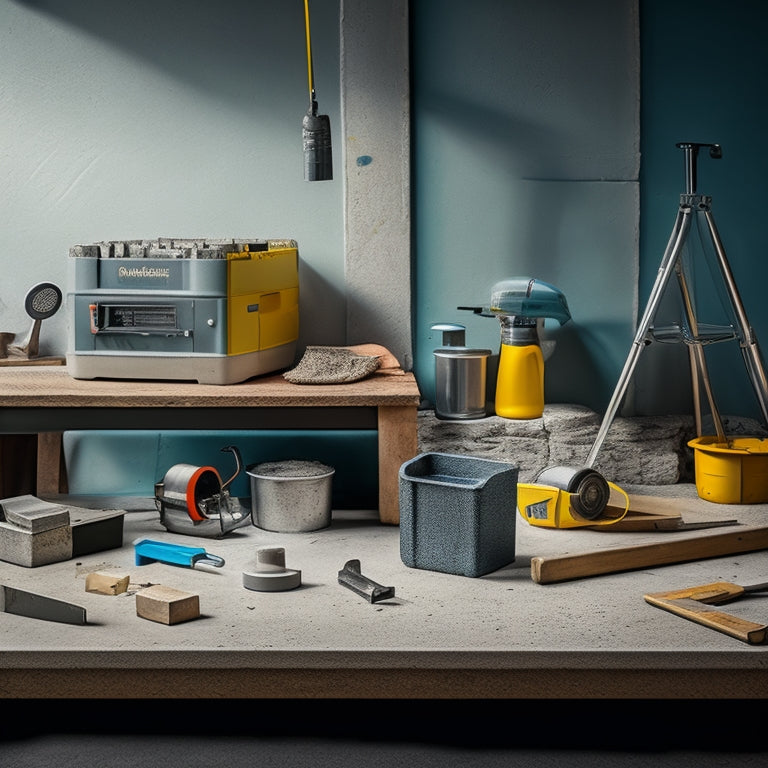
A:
[{"xmin": 688, "ymin": 435, "xmax": 768, "ymax": 504}]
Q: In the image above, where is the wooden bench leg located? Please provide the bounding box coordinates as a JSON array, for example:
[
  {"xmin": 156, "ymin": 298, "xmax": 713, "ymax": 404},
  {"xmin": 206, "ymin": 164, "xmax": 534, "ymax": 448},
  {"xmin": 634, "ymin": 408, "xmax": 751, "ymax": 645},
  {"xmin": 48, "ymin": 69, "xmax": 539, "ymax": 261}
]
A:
[
  {"xmin": 0, "ymin": 434, "xmax": 36, "ymax": 496},
  {"xmin": 377, "ymin": 405, "xmax": 418, "ymax": 524},
  {"xmin": 37, "ymin": 432, "xmax": 66, "ymax": 496}
]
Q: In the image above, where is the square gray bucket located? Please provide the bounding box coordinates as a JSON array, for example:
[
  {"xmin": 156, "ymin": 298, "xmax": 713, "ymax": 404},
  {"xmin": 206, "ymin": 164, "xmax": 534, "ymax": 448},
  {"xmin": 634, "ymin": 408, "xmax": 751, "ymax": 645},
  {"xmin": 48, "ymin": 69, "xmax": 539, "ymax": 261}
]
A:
[{"xmin": 399, "ymin": 452, "xmax": 518, "ymax": 577}]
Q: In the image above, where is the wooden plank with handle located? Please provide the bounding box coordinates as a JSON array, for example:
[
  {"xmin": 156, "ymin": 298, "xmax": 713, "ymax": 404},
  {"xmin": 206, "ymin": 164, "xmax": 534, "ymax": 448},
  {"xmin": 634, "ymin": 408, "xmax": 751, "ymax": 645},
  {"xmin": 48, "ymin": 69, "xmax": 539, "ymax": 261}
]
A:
[
  {"xmin": 590, "ymin": 493, "xmax": 739, "ymax": 532},
  {"xmin": 531, "ymin": 525, "xmax": 768, "ymax": 584},
  {"xmin": 644, "ymin": 581, "xmax": 768, "ymax": 645}
]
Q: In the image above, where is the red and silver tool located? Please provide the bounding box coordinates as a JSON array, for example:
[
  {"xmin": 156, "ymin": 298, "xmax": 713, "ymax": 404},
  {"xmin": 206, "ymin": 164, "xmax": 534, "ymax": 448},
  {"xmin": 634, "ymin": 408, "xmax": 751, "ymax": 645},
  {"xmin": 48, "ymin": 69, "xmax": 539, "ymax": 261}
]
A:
[{"xmin": 154, "ymin": 445, "xmax": 251, "ymax": 538}]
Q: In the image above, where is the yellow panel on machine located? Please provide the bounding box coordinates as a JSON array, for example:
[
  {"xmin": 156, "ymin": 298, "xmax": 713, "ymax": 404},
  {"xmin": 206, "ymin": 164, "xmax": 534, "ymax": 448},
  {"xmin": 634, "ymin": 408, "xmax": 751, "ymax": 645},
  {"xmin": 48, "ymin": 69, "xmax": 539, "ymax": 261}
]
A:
[
  {"xmin": 66, "ymin": 238, "xmax": 299, "ymax": 385},
  {"xmin": 226, "ymin": 241, "xmax": 300, "ymax": 357}
]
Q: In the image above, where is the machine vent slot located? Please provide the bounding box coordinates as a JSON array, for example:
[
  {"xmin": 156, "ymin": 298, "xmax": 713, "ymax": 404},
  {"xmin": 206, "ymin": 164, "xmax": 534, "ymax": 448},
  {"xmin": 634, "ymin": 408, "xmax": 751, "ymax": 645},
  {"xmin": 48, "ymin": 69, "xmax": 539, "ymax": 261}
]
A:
[{"xmin": 104, "ymin": 304, "xmax": 179, "ymax": 332}]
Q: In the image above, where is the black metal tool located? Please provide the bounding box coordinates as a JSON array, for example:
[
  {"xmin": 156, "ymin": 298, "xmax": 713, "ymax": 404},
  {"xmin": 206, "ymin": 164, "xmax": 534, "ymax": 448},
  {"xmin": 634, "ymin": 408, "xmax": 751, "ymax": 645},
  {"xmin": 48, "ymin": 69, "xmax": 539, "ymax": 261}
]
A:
[
  {"xmin": 302, "ymin": 0, "xmax": 332, "ymax": 181},
  {"xmin": 0, "ymin": 584, "xmax": 87, "ymax": 625},
  {"xmin": 338, "ymin": 559, "xmax": 395, "ymax": 603}
]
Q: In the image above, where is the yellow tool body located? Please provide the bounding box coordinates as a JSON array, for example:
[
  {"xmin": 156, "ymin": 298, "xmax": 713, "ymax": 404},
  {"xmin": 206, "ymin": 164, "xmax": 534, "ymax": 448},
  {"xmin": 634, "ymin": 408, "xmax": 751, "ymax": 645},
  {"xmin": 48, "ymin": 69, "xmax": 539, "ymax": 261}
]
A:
[
  {"xmin": 495, "ymin": 342, "xmax": 544, "ymax": 419},
  {"xmin": 644, "ymin": 581, "xmax": 768, "ymax": 644},
  {"xmin": 517, "ymin": 481, "xmax": 629, "ymax": 528}
]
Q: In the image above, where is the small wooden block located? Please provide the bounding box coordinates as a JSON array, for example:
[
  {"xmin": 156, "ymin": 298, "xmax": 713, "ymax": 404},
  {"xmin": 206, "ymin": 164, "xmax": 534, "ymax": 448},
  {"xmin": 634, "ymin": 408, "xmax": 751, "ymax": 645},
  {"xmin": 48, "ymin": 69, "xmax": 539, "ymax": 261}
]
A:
[
  {"xmin": 85, "ymin": 571, "xmax": 130, "ymax": 596},
  {"xmin": 135, "ymin": 584, "xmax": 200, "ymax": 625}
]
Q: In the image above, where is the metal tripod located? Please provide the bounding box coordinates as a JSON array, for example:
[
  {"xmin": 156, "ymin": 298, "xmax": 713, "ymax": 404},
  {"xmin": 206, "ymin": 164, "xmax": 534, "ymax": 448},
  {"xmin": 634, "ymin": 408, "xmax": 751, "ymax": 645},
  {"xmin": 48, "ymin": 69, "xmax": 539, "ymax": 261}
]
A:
[{"xmin": 585, "ymin": 141, "xmax": 768, "ymax": 468}]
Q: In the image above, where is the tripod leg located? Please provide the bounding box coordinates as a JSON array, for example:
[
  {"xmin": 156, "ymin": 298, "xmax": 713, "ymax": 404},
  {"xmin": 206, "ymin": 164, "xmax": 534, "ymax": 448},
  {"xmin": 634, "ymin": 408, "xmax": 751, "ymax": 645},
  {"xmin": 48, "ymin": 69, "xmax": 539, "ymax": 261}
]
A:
[
  {"xmin": 688, "ymin": 343, "xmax": 727, "ymax": 441},
  {"xmin": 674, "ymin": 258, "xmax": 727, "ymax": 441},
  {"xmin": 703, "ymin": 210, "xmax": 768, "ymax": 426},
  {"xmin": 688, "ymin": 346, "xmax": 703, "ymax": 436},
  {"xmin": 585, "ymin": 206, "xmax": 693, "ymax": 467}
]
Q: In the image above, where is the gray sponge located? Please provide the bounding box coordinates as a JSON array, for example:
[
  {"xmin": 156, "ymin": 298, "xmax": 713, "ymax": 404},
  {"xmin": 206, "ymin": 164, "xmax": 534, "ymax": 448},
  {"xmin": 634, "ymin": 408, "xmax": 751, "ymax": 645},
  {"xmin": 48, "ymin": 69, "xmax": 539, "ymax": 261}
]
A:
[{"xmin": 283, "ymin": 346, "xmax": 381, "ymax": 384}]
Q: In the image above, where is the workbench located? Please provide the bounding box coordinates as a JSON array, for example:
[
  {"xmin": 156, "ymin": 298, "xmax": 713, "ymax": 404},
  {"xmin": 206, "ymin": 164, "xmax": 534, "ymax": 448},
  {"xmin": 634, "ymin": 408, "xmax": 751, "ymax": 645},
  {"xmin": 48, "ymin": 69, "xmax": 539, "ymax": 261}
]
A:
[
  {"xmin": 0, "ymin": 365, "xmax": 421, "ymax": 524},
  {"xmin": 1, "ymin": 484, "xmax": 767, "ymax": 700}
]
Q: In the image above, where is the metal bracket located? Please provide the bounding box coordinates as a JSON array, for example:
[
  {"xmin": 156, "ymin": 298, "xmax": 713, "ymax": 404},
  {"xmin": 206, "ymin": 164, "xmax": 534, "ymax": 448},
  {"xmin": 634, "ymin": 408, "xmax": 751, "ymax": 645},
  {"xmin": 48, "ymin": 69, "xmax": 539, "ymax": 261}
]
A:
[{"xmin": 338, "ymin": 559, "xmax": 395, "ymax": 603}]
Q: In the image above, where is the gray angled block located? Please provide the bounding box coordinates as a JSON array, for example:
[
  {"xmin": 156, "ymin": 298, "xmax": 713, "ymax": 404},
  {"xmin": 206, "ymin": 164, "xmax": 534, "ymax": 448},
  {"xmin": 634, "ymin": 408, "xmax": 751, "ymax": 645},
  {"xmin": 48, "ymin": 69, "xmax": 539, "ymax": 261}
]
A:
[{"xmin": 0, "ymin": 495, "xmax": 70, "ymax": 533}]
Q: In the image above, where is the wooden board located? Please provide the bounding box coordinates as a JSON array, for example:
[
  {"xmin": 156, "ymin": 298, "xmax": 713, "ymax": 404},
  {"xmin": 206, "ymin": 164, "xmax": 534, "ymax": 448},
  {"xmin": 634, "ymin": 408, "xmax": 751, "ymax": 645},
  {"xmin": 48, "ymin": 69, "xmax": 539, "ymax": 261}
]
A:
[
  {"xmin": 644, "ymin": 581, "xmax": 768, "ymax": 644},
  {"xmin": 594, "ymin": 493, "xmax": 739, "ymax": 532},
  {"xmin": 0, "ymin": 356, "xmax": 65, "ymax": 367},
  {"xmin": 531, "ymin": 525, "xmax": 768, "ymax": 584}
]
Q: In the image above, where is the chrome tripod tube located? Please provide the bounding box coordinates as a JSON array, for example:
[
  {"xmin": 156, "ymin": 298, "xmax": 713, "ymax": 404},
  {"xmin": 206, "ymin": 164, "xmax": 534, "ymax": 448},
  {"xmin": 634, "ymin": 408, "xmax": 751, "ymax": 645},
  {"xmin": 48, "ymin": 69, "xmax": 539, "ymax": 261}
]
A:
[
  {"xmin": 585, "ymin": 204, "xmax": 692, "ymax": 467},
  {"xmin": 701, "ymin": 208, "xmax": 768, "ymax": 426},
  {"xmin": 585, "ymin": 142, "xmax": 768, "ymax": 468}
]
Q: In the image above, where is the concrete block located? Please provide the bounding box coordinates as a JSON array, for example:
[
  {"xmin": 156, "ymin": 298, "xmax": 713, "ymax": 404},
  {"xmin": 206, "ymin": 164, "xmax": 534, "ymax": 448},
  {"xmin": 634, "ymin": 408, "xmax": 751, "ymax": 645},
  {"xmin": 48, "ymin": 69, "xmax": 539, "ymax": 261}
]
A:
[
  {"xmin": 0, "ymin": 520, "xmax": 72, "ymax": 567},
  {"xmin": 0, "ymin": 495, "xmax": 70, "ymax": 533},
  {"xmin": 417, "ymin": 411, "xmax": 548, "ymax": 482}
]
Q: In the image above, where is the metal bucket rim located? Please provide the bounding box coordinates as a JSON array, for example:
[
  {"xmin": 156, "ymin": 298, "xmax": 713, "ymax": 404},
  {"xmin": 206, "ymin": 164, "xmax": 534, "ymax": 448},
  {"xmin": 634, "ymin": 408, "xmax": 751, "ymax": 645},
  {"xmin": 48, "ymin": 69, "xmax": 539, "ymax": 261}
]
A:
[{"xmin": 246, "ymin": 461, "xmax": 335, "ymax": 481}]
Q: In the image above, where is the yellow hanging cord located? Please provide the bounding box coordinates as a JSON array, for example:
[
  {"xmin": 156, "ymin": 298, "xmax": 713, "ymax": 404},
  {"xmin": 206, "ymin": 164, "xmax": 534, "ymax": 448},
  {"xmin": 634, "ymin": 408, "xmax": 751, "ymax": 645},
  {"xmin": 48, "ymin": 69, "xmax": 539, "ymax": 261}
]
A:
[{"xmin": 304, "ymin": 0, "xmax": 315, "ymax": 104}]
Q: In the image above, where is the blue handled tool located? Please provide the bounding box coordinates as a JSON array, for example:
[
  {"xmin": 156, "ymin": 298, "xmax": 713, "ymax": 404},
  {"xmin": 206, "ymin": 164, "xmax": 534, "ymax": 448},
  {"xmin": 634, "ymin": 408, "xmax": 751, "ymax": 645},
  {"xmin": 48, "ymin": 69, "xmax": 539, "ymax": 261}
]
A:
[{"xmin": 133, "ymin": 538, "xmax": 225, "ymax": 569}]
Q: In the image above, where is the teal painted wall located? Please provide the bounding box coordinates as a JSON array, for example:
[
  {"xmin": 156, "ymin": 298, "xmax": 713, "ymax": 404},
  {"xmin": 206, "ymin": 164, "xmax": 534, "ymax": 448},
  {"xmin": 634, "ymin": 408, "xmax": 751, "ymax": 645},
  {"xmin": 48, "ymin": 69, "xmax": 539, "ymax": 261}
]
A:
[
  {"xmin": 638, "ymin": 0, "xmax": 768, "ymax": 421},
  {"xmin": 68, "ymin": 1, "xmax": 641, "ymax": 500},
  {"xmin": 64, "ymin": 430, "xmax": 378, "ymax": 507},
  {"xmin": 411, "ymin": 0, "xmax": 640, "ymax": 416},
  {"xmin": 59, "ymin": 0, "xmax": 768, "ymax": 500}
]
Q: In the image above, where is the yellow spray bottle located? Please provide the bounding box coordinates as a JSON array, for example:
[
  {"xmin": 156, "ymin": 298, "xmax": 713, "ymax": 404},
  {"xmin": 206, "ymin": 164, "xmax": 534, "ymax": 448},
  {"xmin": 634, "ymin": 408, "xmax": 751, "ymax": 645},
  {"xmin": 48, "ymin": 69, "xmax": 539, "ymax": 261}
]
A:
[
  {"xmin": 464, "ymin": 277, "xmax": 572, "ymax": 421},
  {"xmin": 495, "ymin": 315, "xmax": 545, "ymax": 419}
]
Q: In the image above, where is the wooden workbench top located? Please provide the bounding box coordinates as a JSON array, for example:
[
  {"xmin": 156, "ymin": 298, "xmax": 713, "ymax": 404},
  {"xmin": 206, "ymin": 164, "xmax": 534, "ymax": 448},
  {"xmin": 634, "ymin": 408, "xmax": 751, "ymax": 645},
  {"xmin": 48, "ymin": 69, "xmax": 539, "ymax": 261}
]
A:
[{"xmin": 0, "ymin": 365, "xmax": 421, "ymax": 409}]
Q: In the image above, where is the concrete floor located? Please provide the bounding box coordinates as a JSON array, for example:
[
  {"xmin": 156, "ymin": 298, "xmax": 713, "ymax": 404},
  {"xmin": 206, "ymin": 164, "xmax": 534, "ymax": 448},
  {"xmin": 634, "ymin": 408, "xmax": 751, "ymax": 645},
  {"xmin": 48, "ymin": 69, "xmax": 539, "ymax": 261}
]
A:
[
  {"xmin": 2, "ymin": 482, "xmax": 768, "ymax": 701},
  {"xmin": 3, "ymin": 483, "xmax": 768, "ymax": 759},
  {"xmin": 3, "ymin": 484, "xmax": 768, "ymax": 654}
]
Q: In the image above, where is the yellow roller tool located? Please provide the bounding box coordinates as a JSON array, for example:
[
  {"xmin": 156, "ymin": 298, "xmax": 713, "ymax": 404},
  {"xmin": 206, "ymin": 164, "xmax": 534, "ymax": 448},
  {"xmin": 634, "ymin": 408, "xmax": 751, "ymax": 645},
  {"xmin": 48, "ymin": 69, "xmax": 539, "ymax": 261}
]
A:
[{"xmin": 517, "ymin": 466, "xmax": 629, "ymax": 529}]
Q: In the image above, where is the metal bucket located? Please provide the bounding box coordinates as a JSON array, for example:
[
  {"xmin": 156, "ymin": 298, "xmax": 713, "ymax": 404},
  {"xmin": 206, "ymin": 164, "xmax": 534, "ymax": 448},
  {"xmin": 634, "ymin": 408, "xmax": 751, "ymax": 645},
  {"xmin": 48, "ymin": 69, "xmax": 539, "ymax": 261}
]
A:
[
  {"xmin": 433, "ymin": 347, "xmax": 491, "ymax": 419},
  {"xmin": 246, "ymin": 460, "xmax": 335, "ymax": 532}
]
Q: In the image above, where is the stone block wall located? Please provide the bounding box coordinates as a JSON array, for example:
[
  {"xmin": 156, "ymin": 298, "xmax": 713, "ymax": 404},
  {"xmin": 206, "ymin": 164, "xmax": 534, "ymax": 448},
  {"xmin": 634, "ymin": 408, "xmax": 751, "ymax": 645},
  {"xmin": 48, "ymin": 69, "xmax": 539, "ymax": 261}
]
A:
[{"xmin": 417, "ymin": 405, "xmax": 768, "ymax": 486}]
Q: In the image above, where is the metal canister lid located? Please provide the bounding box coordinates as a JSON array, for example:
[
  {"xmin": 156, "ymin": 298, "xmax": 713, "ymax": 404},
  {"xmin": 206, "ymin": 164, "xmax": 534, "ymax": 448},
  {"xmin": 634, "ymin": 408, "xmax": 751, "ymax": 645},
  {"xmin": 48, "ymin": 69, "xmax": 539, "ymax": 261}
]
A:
[
  {"xmin": 433, "ymin": 347, "xmax": 492, "ymax": 358},
  {"xmin": 431, "ymin": 322, "xmax": 467, "ymax": 347}
]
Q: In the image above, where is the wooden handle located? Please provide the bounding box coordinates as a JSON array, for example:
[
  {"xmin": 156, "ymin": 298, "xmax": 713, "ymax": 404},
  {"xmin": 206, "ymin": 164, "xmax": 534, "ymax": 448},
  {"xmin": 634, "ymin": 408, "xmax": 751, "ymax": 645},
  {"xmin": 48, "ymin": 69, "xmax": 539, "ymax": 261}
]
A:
[
  {"xmin": 645, "ymin": 581, "xmax": 746, "ymax": 605},
  {"xmin": 531, "ymin": 526, "xmax": 768, "ymax": 584},
  {"xmin": 644, "ymin": 594, "xmax": 768, "ymax": 644}
]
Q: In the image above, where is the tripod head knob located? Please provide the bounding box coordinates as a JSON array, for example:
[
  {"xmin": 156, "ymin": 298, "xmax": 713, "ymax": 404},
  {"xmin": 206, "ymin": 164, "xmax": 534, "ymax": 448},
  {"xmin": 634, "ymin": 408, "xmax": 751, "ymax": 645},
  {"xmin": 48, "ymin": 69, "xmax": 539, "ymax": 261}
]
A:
[{"xmin": 675, "ymin": 142, "xmax": 722, "ymax": 194}]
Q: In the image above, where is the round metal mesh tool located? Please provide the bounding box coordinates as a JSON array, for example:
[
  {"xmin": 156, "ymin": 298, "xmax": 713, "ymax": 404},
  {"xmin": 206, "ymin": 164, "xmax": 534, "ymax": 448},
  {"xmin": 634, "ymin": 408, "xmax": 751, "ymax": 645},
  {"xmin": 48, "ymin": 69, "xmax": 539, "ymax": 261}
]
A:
[
  {"xmin": 25, "ymin": 282, "xmax": 62, "ymax": 320},
  {"xmin": 7, "ymin": 282, "xmax": 62, "ymax": 358}
]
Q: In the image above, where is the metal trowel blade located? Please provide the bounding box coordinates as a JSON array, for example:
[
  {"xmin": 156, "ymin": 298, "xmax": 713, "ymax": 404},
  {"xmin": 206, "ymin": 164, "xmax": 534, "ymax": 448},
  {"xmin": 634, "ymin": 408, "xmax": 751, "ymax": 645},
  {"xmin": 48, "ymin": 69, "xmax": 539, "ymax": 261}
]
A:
[{"xmin": 0, "ymin": 584, "xmax": 87, "ymax": 625}]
